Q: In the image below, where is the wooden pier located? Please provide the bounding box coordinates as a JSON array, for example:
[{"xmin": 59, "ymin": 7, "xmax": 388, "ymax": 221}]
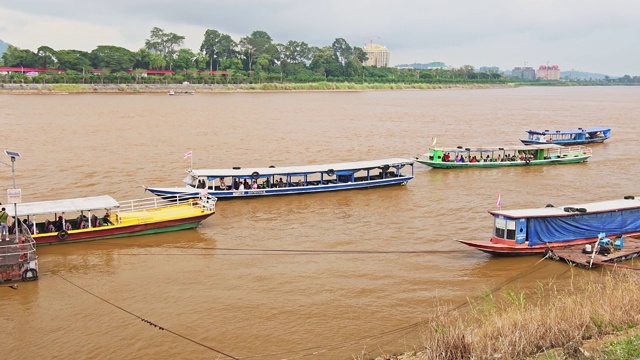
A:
[{"xmin": 547, "ymin": 236, "xmax": 640, "ymax": 269}]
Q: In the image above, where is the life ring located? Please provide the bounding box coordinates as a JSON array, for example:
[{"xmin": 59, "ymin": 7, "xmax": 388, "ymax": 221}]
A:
[
  {"xmin": 251, "ymin": 171, "xmax": 260, "ymax": 180},
  {"xmin": 576, "ymin": 208, "xmax": 587, "ymax": 213},
  {"xmin": 326, "ymin": 169, "xmax": 335, "ymax": 176},
  {"xmin": 545, "ymin": 204, "xmax": 554, "ymax": 208},
  {"xmin": 525, "ymin": 158, "xmax": 531, "ymax": 164},
  {"xmin": 232, "ymin": 166, "xmax": 241, "ymax": 170},
  {"xmin": 57, "ymin": 230, "xmax": 69, "ymax": 240},
  {"xmin": 22, "ymin": 268, "xmax": 38, "ymax": 281},
  {"xmin": 563, "ymin": 207, "xmax": 576, "ymax": 213},
  {"xmin": 624, "ymin": 195, "xmax": 635, "ymax": 200}
]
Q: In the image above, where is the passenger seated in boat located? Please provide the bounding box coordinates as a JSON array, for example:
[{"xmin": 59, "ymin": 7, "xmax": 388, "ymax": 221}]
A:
[
  {"xmin": 277, "ymin": 178, "xmax": 285, "ymax": 188},
  {"xmin": 455, "ymin": 154, "xmax": 461, "ymax": 163},
  {"xmin": 443, "ymin": 152, "xmax": 451, "ymax": 162},
  {"xmin": 91, "ymin": 214, "xmax": 102, "ymax": 227},
  {"xmin": 44, "ymin": 220, "xmax": 55, "ymax": 233},
  {"xmin": 196, "ymin": 179, "xmax": 206, "ymax": 189},
  {"xmin": 22, "ymin": 218, "xmax": 36, "ymax": 234},
  {"xmin": 297, "ymin": 179, "xmax": 303, "ymax": 186},
  {"xmin": 497, "ymin": 155, "xmax": 502, "ymax": 162},
  {"xmin": 470, "ymin": 156, "xmax": 477, "ymax": 163},
  {"xmin": 219, "ymin": 178, "xmax": 227, "ymax": 190},
  {"xmin": 103, "ymin": 210, "xmax": 114, "ymax": 225},
  {"xmin": 77, "ymin": 214, "xmax": 90, "ymax": 229},
  {"xmin": 251, "ymin": 180, "xmax": 258, "ymax": 190},
  {"xmin": 459, "ymin": 155, "xmax": 465, "ymax": 163}
]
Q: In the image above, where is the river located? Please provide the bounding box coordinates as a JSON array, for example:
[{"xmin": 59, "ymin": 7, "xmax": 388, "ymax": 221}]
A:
[{"xmin": 0, "ymin": 86, "xmax": 638, "ymax": 359}]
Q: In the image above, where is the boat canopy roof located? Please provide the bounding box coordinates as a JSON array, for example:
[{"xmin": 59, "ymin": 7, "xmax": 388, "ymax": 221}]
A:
[
  {"xmin": 490, "ymin": 197, "xmax": 640, "ymax": 219},
  {"xmin": 430, "ymin": 144, "xmax": 564, "ymax": 153},
  {"xmin": 187, "ymin": 158, "xmax": 414, "ymax": 178},
  {"xmin": 526, "ymin": 127, "xmax": 610, "ymax": 135},
  {"xmin": 5, "ymin": 195, "xmax": 120, "ymax": 217}
]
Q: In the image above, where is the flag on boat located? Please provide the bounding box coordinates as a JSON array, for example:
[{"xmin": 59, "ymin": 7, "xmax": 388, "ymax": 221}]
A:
[
  {"xmin": 431, "ymin": 137, "xmax": 437, "ymax": 147},
  {"xmin": 496, "ymin": 193, "xmax": 502, "ymax": 208},
  {"xmin": 183, "ymin": 150, "xmax": 193, "ymax": 159}
]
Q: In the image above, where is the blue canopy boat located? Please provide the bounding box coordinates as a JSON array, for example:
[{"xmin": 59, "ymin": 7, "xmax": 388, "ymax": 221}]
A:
[
  {"xmin": 520, "ymin": 127, "xmax": 611, "ymax": 145},
  {"xmin": 144, "ymin": 158, "xmax": 415, "ymax": 199},
  {"xmin": 458, "ymin": 195, "xmax": 640, "ymax": 256}
]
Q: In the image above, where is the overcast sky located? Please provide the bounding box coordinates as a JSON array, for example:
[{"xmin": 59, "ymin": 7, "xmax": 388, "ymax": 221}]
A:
[{"xmin": 1, "ymin": 0, "xmax": 638, "ymax": 76}]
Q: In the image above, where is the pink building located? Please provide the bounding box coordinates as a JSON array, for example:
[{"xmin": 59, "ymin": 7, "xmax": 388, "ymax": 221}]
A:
[{"xmin": 536, "ymin": 65, "xmax": 560, "ymax": 80}]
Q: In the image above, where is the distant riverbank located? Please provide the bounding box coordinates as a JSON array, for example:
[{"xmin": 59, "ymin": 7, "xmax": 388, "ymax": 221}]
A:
[{"xmin": 0, "ymin": 82, "xmax": 514, "ymax": 94}]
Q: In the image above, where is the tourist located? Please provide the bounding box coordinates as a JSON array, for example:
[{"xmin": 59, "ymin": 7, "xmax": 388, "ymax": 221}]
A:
[{"xmin": 0, "ymin": 207, "xmax": 9, "ymax": 240}]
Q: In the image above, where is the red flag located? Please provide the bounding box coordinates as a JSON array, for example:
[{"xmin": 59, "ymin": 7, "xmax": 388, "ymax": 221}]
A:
[
  {"xmin": 183, "ymin": 150, "xmax": 193, "ymax": 159},
  {"xmin": 496, "ymin": 193, "xmax": 502, "ymax": 207}
]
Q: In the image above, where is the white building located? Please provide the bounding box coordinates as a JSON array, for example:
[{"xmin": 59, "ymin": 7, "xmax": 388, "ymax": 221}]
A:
[{"xmin": 362, "ymin": 44, "xmax": 390, "ymax": 67}]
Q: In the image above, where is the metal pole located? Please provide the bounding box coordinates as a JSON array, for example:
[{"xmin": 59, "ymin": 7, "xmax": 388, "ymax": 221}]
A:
[{"xmin": 11, "ymin": 156, "xmax": 18, "ymax": 243}]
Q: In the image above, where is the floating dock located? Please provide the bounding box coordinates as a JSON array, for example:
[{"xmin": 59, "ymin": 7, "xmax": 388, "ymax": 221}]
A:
[{"xmin": 548, "ymin": 236, "xmax": 640, "ymax": 269}]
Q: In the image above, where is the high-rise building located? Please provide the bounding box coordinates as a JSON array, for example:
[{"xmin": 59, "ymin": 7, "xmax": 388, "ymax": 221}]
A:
[
  {"xmin": 512, "ymin": 67, "xmax": 536, "ymax": 80},
  {"xmin": 536, "ymin": 65, "xmax": 561, "ymax": 80},
  {"xmin": 362, "ymin": 43, "xmax": 390, "ymax": 67}
]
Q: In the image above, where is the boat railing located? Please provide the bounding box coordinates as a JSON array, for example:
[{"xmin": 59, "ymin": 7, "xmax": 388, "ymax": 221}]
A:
[
  {"xmin": 549, "ymin": 145, "xmax": 592, "ymax": 157},
  {"xmin": 0, "ymin": 222, "xmax": 37, "ymax": 266},
  {"xmin": 117, "ymin": 194, "xmax": 217, "ymax": 213}
]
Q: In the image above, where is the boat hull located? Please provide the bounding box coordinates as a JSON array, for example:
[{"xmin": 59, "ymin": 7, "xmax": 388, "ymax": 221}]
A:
[
  {"xmin": 458, "ymin": 231, "xmax": 640, "ymax": 256},
  {"xmin": 520, "ymin": 139, "xmax": 606, "ymax": 146},
  {"xmin": 32, "ymin": 212, "xmax": 213, "ymax": 245},
  {"xmin": 416, "ymin": 157, "xmax": 589, "ymax": 169},
  {"xmin": 146, "ymin": 177, "xmax": 412, "ymax": 199}
]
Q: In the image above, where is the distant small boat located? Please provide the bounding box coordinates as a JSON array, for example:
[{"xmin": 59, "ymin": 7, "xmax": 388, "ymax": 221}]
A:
[
  {"xmin": 520, "ymin": 127, "xmax": 611, "ymax": 145},
  {"xmin": 458, "ymin": 195, "xmax": 640, "ymax": 256},
  {"xmin": 168, "ymin": 90, "xmax": 194, "ymax": 95},
  {"xmin": 144, "ymin": 158, "xmax": 415, "ymax": 199},
  {"xmin": 415, "ymin": 144, "xmax": 591, "ymax": 169}
]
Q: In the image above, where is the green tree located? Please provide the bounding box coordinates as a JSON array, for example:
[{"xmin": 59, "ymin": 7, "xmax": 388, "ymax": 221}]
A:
[
  {"xmin": 331, "ymin": 38, "xmax": 352, "ymax": 66},
  {"xmin": 200, "ymin": 29, "xmax": 237, "ymax": 72},
  {"xmin": 172, "ymin": 48, "xmax": 198, "ymax": 71},
  {"xmin": 1, "ymin": 45, "xmax": 38, "ymax": 68},
  {"xmin": 55, "ymin": 50, "xmax": 92, "ymax": 72},
  {"xmin": 309, "ymin": 46, "xmax": 341, "ymax": 78},
  {"xmin": 144, "ymin": 27, "xmax": 185, "ymax": 69},
  {"xmin": 36, "ymin": 46, "xmax": 57, "ymax": 69},
  {"xmin": 90, "ymin": 45, "xmax": 135, "ymax": 72},
  {"xmin": 238, "ymin": 30, "xmax": 273, "ymax": 73}
]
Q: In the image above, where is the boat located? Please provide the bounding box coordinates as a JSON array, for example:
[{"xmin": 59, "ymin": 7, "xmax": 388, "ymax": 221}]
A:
[
  {"xmin": 4, "ymin": 194, "xmax": 216, "ymax": 245},
  {"xmin": 168, "ymin": 90, "xmax": 194, "ymax": 95},
  {"xmin": 144, "ymin": 158, "xmax": 415, "ymax": 199},
  {"xmin": 415, "ymin": 144, "xmax": 591, "ymax": 169},
  {"xmin": 457, "ymin": 195, "xmax": 640, "ymax": 256},
  {"xmin": 520, "ymin": 127, "xmax": 611, "ymax": 145},
  {"xmin": 0, "ymin": 222, "xmax": 39, "ymax": 282}
]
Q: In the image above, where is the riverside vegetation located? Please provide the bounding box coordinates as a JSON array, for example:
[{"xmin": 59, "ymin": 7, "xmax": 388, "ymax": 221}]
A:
[{"xmin": 370, "ymin": 268, "xmax": 640, "ymax": 360}]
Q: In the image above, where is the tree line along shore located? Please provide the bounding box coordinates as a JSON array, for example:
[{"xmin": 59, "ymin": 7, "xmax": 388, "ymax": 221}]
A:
[{"xmin": 0, "ymin": 82, "xmax": 515, "ymax": 94}]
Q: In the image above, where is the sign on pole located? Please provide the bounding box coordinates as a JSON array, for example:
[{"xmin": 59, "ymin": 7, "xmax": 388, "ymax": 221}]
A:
[{"xmin": 7, "ymin": 188, "xmax": 22, "ymax": 204}]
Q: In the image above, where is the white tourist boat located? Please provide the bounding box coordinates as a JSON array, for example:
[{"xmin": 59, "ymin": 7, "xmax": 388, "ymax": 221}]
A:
[{"xmin": 144, "ymin": 158, "xmax": 415, "ymax": 199}]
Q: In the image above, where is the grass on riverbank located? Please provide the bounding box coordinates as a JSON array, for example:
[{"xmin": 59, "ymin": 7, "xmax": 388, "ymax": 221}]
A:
[{"xmin": 386, "ymin": 268, "xmax": 640, "ymax": 360}]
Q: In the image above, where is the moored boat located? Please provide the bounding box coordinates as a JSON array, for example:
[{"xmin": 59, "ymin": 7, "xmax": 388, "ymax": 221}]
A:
[
  {"xmin": 520, "ymin": 127, "xmax": 611, "ymax": 145},
  {"xmin": 4, "ymin": 194, "xmax": 216, "ymax": 245},
  {"xmin": 458, "ymin": 195, "xmax": 640, "ymax": 256},
  {"xmin": 144, "ymin": 158, "xmax": 415, "ymax": 199},
  {"xmin": 415, "ymin": 144, "xmax": 591, "ymax": 169}
]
